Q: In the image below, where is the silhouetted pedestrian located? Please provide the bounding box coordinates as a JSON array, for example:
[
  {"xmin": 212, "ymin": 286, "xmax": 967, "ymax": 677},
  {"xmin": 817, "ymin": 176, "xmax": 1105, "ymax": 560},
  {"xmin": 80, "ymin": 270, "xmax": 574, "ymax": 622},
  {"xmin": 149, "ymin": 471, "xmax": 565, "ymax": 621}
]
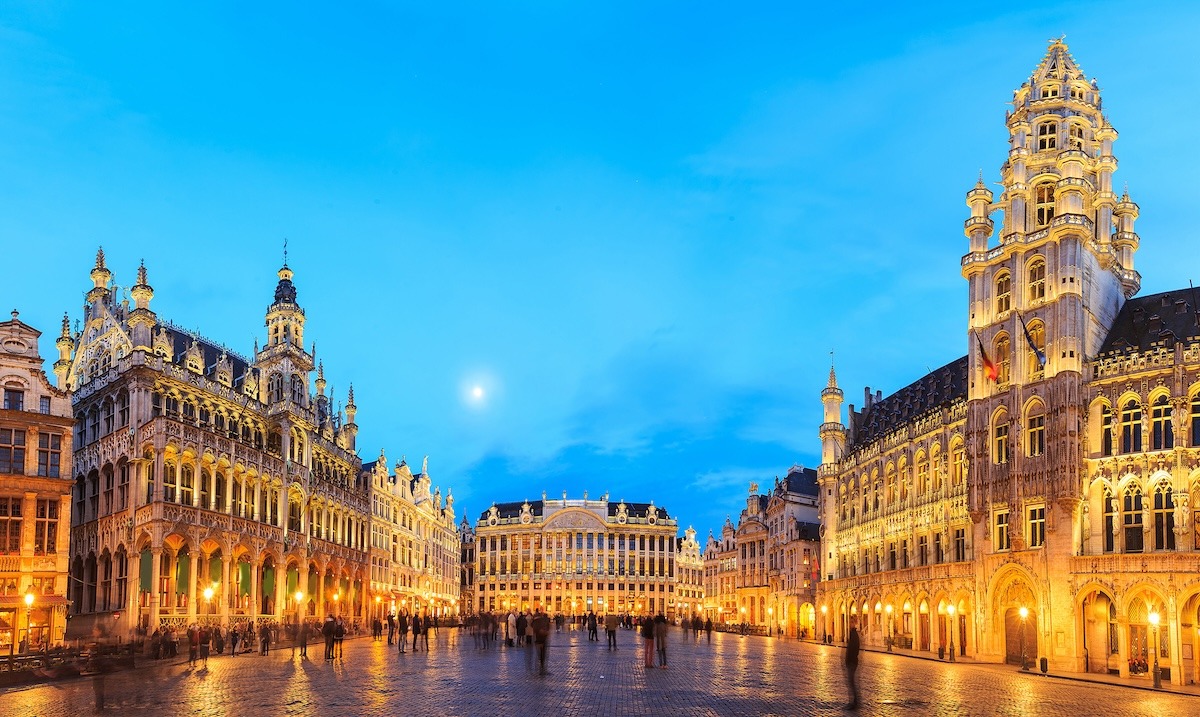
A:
[{"xmin": 845, "ymin": 619, "xmax": 861, "ymax": 710}]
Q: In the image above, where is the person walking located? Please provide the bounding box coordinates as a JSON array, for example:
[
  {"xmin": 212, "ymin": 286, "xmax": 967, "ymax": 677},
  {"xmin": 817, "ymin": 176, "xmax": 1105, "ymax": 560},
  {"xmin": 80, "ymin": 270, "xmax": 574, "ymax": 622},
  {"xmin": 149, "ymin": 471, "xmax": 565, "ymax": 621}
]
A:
[
  {"xmin": 229, "ymin": 626, "xmax": 240, "ymax": 657},
  {"xmin": 187, "ymin": 625, "xmax": 199, "ymax": 666},
  {"xmin": 587, "ymin": 611, "xmax": 598, "ymax": 641},
  {"xmin": 298, "ymin": 620, "xmax": 310, "ymax": 658},
  {"xmin": 397, "ymin": 612, "xmax": 409, "ymax": 654},
  {"xmin": 198, "ymin": 625, "xmax": 211, "ymax": 668},
  {"xmin": 532, "ymin": 608, "xmax": 551, "ymax": 676},
  {"xmin": 322, "ymin": 614, "xmax": 336, "ymax": 661},
  {"xmin": 386, "ymin": 612, "xmax": 396, "ymax": 646},
  {"xmin": 704, "ymin": 617, "xmax": 713, "ymax": 643},
  {"xmin": 412, "ymin": 613, "xmax": 423, "ymax": 652},
  {"xmin": 640, "ymin": 616, "xmax": 655, "ymax": 668},
  {"xmin": 654, "ymin": 614, "xmax": 668, "ymax": 668},
  {"xmin": 422, "ymin": 613, "xmax": 431, "ymax": 650},
  {"xmin": 604, "ymin": 612, "xmax": 618, "ymax": 650},
  {"xmin": 845, "ymin": 618, "xmax": 862, "ymax": 710},
  {"xmin": 334, "ymin": 617, "xmax": 346, "ymax": 659}
]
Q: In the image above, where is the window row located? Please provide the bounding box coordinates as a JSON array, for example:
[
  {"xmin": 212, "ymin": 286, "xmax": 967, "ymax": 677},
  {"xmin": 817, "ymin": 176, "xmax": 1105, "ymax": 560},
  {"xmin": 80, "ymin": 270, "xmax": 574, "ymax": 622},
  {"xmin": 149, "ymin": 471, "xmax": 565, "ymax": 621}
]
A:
[
  {"xmin": 838, "ymin": 528, "xmax": 969, "ymax": 578},
  {"xmin": 2, "ymin": 388, "xmax": 53, "ymax": 415},
  {"xmin": 993, "ymin": 260, "xmax": 1047, "ymax": 314},
  {"xmin": 0, "ymin": 428, "xmax": 63, "ymax": 477},
  {"xmin": 0, "ymin": 496, "xmax": 61, "ymax": 555}
]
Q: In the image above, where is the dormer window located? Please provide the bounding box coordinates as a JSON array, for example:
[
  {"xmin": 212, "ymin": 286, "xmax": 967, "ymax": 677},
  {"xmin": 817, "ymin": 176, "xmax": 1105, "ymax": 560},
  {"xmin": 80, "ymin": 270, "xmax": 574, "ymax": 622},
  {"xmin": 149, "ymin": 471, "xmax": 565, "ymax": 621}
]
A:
[
  {"xmin": 1070, "ymin": 86, "xmax": 1084, "ymax": 100},
  {"xmin": 1043, "ymin": 85, "xmax": 1059, "ymax": 99},
  {"xmin": 1037, "ymin": 122, "xmax": 1057, "ymax": 151}
]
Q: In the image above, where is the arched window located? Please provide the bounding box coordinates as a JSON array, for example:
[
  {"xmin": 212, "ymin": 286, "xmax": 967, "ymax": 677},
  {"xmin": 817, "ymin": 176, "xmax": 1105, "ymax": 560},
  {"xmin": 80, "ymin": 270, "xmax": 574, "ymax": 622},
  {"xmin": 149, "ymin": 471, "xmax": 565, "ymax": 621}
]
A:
[
  {"xmin": 1026, "ymin": 321, "xmax": 1046, "ymax": 381},
  {"xmin": 915, "ymin": 453, "xmax": 928, "ymax": 498},
  {"xmin": 1026, "ymin": 402, "xmax": 1046, "ymax": 457},
  {"xmin": 1120, "ymin": 400, "xmax": 1143, "ymax": 453},
  {"xmin": 1123, "ymin": 484, "xmax": 1144, "ymax": 553},
  {"xmin": 1103, "ymin": 486, "xmax": 1115, "ymax": 553},
  {"xmin": 1151, "ymin": 395, "xmax": 1174, "ymax": 450},
  {"xmin": 995, "ymin": 334, "xmax": 1012, "ymax": 385},
  {"xmin": 951, "ymin": 440, "xmax": 966, "ymax": 486},
  {"xmin": 995, "ymin": 273, "xmax": 1011, "ymax": 315},
  {"xmin": 1042, "ymin": 85, "xmax": 1060, "ymax": 100},
  {"xmin": 1037, "ymin": 121, "xmax": 1057, "ymax": 150},
  {"xmin": 163, "ymin": 463, "xmax": 178, "ymax": 503},
  {"xmin": 930, "ymin": 444, "xmax": 943, "ymax": 493},
  {"xmin": 1101, "ymin": 405, "xmax": 1114, "ymax": 456},
  {"xmin": 1067, "ymin": 122, "xmax": 1085, "ymax": 148},
  {"xmin": 993, "ymin": 412, "xmax": 1009, "ymax": 465},
  {"xmin": 290, "ymin": 374, "xmax": 306, "ymax": 404},
  {"xmin": 1028, "ymin": 259, "xmax": 1046, "ymax": 302},
  {"xmin": 117, "ymin": 391, "xmax": 130, "ymax": 428},
  {"xmin": 1035, "ymin": 183, "xmax": 1055, "ymax": 226},
  {"xmin": 268, "ymin": 373, "xmax": 283, "ymax": 403},
  {"xmin": 885, "ymin": 466, "xmax": 895, "ymax": 506},
  {"xmin": 1152, "ymin": 482, "xmax": 1175, "ymax": 551},
  {"xmin": 898, "ymin": 458, "xmax": 909, "ymax": 504},
  {"xmin": 180, "ymin": 465, "xmax": 195, "ymax": 505},
  {"xmin": 288, "ymin": 500, "xmax": 302, "ymax": 532},
  {"xmin": 199, "ymin": 470, "xmax": 211, "ymax": 510},
  {"xmin": 1191, "ymin": 394, "xmax": 1200, "ymax": 447}
]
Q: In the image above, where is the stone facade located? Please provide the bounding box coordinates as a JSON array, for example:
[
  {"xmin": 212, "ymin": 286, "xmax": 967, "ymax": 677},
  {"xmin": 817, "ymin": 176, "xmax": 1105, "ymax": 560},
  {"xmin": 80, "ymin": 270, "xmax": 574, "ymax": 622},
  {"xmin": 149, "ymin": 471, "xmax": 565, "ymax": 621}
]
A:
[
  {"xmin": 0, "ymin": 312, "xmax": 73, "ymax": 650},
  {"xmin": 818, "ymin": 40, "xmax": 1200, "ymax": 685},
  {"xmin": 675, "ymin": 526, "xmax": 704, "ymax": 620},
  {"xmin": 64, "ymin": 250, "xmax": 372, "ymax": 636},
  {"xmin": 471, "ymin": 494, "xmax": 679, "ymax": 617},
  {"xmin": 364, "ymin": 454, "xmax": 459, "ymax": 620}
]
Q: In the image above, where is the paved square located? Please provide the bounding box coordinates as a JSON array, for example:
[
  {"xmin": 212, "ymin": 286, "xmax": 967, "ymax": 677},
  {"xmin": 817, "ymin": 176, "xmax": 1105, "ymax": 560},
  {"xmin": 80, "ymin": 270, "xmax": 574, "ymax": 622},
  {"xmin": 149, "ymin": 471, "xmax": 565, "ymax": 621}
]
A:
[{"xmin": 1, "ymin": 626, "xmax": 1195, "ymax": 715}]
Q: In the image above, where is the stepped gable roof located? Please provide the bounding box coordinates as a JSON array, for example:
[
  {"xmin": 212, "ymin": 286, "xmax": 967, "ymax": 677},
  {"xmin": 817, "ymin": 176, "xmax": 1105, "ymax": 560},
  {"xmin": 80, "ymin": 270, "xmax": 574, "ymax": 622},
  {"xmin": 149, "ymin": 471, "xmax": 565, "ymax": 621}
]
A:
[
  {"xmin": 159, "ymin": 323, "xmax": 255, "ymax": 388},
  {"xmin": 847, "ymin": 356, "xmax": 967, "ymax": 451},
  {"xmin": 1097, "ymin": 289, "xmax": 1200, "ymax": 357}
]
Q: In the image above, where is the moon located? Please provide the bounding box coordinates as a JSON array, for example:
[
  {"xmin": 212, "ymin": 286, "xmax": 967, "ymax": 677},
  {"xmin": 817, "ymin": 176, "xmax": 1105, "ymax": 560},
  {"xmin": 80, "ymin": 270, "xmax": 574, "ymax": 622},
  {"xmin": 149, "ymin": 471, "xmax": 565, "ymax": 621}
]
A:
[{"xmin": 472, "ymin": 386, "xmax": 484, "ymax": 399}]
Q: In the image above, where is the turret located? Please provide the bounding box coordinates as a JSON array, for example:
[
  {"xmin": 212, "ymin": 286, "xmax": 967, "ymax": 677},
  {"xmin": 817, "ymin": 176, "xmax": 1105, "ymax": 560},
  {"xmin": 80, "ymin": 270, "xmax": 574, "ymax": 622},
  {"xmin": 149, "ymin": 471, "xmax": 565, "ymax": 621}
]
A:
[
  {"xmin": 86, "ymin": 247, "xmax": 113, "ymax": 316},
  {"xmin": 1113, "ymin": 191, "xmax": 1141, "ymax": 297},
  {"xmin": 53, "ymin": 313, "xmax": 73, "ymax": 388},
  {"xmin": 819, "ymin": 363, "xmax": 846, "ymax": 466},
  {"xmin": 964, "ymin": 173, "xmax": 994, "ymax": 254},
  {"xmin": 343, "ymin": 384, "xmax": 358, "ymax": 450},
  {"xmin": 128, "ymin": 260, "xmax": 157, "ymax": 350}
]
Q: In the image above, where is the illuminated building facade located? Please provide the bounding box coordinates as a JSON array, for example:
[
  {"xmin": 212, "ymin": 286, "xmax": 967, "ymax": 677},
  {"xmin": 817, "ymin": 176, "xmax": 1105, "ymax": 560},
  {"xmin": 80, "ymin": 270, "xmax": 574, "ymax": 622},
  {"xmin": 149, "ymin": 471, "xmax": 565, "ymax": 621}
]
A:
[
  {"xmin": 472, "ymin": 494, "xmax": 678, "ymax": 617},
  {"xmin": 458, "ymin": 515, "xmax": 475, "ymax": 616},
  {"xmin": 364, "ymin": 455, "xmax": 459, "ymax": 619},
  {"xmin": 0, "ymin": 312, "xmax": 73, "ymax": 650},
  {"xmin": 64, "ymin": 250, "xmax": 371, "ymax": 636},
  {"xmin": 674, "ymin": 526, "xmax": 704, "ymax": 620},
  {"xmin": 818, "ymin": 40, "xmax": 1200, "ymax": 685},
  {"xmin": 703, "ymin": 465, "xmax": 819, "ymax": 632}
]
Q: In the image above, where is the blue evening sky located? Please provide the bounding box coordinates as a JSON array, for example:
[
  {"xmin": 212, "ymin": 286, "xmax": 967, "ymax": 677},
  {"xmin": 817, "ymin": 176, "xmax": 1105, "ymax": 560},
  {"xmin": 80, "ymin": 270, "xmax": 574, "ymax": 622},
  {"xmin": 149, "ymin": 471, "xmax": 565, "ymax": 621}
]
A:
[{"xmin": 3, "ymin": 3, "xmax": 1198, "ymax": 539}]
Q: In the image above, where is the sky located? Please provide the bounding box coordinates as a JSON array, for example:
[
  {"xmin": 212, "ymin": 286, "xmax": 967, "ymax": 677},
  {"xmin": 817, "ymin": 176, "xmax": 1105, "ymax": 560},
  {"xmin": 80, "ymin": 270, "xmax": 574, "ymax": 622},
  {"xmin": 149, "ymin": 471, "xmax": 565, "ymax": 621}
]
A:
[{"xmin": 3, "ymin": 2, "xmax": 1199, "ymax": 540}]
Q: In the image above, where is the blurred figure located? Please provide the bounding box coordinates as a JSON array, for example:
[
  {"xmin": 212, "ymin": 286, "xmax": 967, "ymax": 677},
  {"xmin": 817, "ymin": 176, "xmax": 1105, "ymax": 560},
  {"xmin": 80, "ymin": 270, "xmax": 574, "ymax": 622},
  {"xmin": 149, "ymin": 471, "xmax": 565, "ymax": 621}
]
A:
[{"xmin": 845, "ymin": 617, "xmax": 862, "ymax": 710}]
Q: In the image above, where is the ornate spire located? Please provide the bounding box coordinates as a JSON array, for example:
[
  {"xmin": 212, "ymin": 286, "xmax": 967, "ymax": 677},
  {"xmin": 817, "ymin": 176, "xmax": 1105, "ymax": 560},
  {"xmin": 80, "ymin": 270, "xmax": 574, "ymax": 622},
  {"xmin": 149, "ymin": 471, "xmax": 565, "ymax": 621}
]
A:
[
  {"xmin": 316, "ymin": 361, "xmax": 326, "ymax": 395},
  {"xmin": 95, "ymin": 246, "xmax": 106, "ymax": 270},
  {"xmin": 59, "ymin": 312, "xmax": 70, "ymax": 338}
]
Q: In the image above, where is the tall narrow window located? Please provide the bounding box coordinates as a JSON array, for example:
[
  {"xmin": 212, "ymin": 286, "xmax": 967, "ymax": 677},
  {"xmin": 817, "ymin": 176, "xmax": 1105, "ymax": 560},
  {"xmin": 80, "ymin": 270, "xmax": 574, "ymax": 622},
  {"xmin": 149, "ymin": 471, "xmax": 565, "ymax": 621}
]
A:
[
  {"xmin": 2, "ymin": 388, "xmax": 24, "ymax": 411},
  {"xmin": 1123, "ymin": 485, "xmax": 1144, "ymax": 552},
  {"xmin": 951, "ymin": 440, "xmax": 966, "ymax": 486},
  {"xmin": 1121, "ymin": 400, "xmax": 1143, "ymax": 453},
  {"xmin": 995, "ymin": 511, "xmax": 1010, "ymax": 551},
  {"xmin": 1151, "ymin": 396, "xmax": 1174, "ymax": 450},
  {"xmin": 1035, "ymin": 183, "xmax": 1055, "ymax": 226},
  {"xmin": 36, "ymin": 433, "xmax": 60, "ymax": 477},
  {"xmin": 1026, "ymin": 321, "xmax": 1046, "ymax": 381},
  {"xmin": 1028, "ymin": 506, "xmax": 1045, "ymax": 548},
  {"xmin": 1102, "ymin": 405, "xmax": 1114, "ymax": 456},
  {"xmin": 163, "ymin": 463, "xmax": 177, "ymax": 503},
  {"xmin": 117, "ymin": 391, "xmax": 130, "ymax": 428},
  {"xmin": 994, "ymin": 335, "xmax": 1011, "ymax": 385},
  {"xmin": 1027, "ymin": 405, "xmax": 1046, "ymax": 457},
  {"xmin": 916, "ymin": 453, "xmax": 929, "ymax": 497},
  {"xmin": 1153, "ymin": 483, "xmax": 1175, "ymax": 551},
  {"xmin": 0, "ymin": 497, "xmax": 21, "ymax": 553},
  {"xmin": 1028, "ymin": 259, "xmax": 1046, "ymax": 301},
  {"xmin": 1191, "ymin": 395, "xmax": 1200, "ymax": 447},
  {"xmin": 995, "ymin": 273, "xmax": 1012, "ymax": 315},
  {"xmin": 1103, "ymin": 486, "xmax": 1116, "ymax": 553},
  {"xmin": 34, "ymin": 499, "xmax": 58, "ymax": 555},
  {"xmin": 953, "ymin": 528, "xmax": 966, "ymax": 561},
  {"xmin": 1037, "ymin": 122, "xmax": 1057, "ymax": 150},
  {"xmin": 993, "ymin": 417, "xmax": 1009, "ymax": 465},
  {"xmin": 1068, "ymin": 122, "xmax": 1085, "ymax": 148}
]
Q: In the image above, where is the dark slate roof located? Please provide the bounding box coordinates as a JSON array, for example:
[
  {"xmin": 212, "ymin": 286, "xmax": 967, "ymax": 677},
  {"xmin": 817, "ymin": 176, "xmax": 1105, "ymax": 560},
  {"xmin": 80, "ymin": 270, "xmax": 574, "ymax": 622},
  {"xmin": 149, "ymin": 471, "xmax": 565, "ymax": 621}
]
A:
[
  {"xmin": 1097, "ymin": 289, "xmax": 1200, "ymax": 357},
  {"xmin": 847, "ymin": 356, "xmax": 967, "ymax": 452},
  {"xmin": 159, "ymin": 323, "xmax": 256, "ymax": 389},
  {"xmin": 782, "ymin": 466, "xmax": 818, "ymax": 496},
  {"xmin": 615, "ymin": 502, "xmax": 669, "ymax": 520}
]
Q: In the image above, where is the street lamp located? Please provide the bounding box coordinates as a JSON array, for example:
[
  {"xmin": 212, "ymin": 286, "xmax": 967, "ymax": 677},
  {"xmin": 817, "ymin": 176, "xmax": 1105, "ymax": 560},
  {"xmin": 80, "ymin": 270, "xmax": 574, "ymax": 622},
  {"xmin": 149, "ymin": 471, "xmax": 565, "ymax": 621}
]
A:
[
  {"xmin": 333, "ymin": 592, "xmax": 340, "ymax": 616},
  {"xmin": 885, "ymin": 604, "xmax": 893, "ymax": 652},
  {"xmin": 821, "ymin": 604, "xmax": 828, "ymax": 643},
  {"xmin": 23, "ymin": 591, "xmax": 34, "ymax": 653},
  {"xmin": 296, "ymin": 590, "xmax": 305, "ymax": 621},
  {"xmin": 1018, "ymin": 606, "xmax": 1029, "ymax": 671},
  {"xmin": 948, "ymin": 605, "xmax": 956, "ymax": 662},
  {"xmin": 768, "ymin": 606, "xmax": 774, "ymax": 636},
  {"xmin": 203, "ymin": 586, "xmax": 214, "ymax": 616},
  {"xmin": 1148, "ymin": 611, "xmax": 1161, "ymax": 689}
]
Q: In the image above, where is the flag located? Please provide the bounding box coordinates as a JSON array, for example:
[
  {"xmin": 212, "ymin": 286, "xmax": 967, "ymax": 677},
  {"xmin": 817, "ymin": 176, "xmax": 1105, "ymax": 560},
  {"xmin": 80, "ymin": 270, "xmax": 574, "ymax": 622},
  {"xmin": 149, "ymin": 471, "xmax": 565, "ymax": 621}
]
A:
[
  {"xmin": 976, "ymin": 332, "xmax": 997, "ymax": 381},
  {"xmin": 1019, "ymin": 313, "xmax": 1047, "ymax": 368}
]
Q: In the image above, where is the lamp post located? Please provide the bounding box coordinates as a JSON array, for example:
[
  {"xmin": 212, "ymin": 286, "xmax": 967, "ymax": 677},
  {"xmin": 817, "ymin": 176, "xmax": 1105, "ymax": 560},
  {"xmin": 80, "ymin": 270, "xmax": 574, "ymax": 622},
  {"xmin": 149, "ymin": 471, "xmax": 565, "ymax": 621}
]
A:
[
  {"xmin": 1019, "ymin": 606, "xmax": 1029, "ymax": 671},
  {"xmin": 948, "ymin": 605, "xmax": 956, "ymax": 662},
  {"xmin": 821, "ymin": 604, "xmax": 828, "ymax": 643},
  {"xmin": 1149, "ymin": 611, "xmax": 1161, "ymax": 689},
  {"xmin": 333, "ymin": 592, "xmax": 340, "ymax": 617},
  {"xmin": 768, "ymin": 606, "xmax": 774, "ymax": 636},
  {"xmin": 296, "ymin": 591, "xmax": 305, "ymax": 622},
  {"xmin": 23, "ymin": 591, "xmax": 34, "ymax": 653},
  {"xmin": 203, "ymin": 586, "xmax": 214, "ymax": 617},
  {"xmin": 885, "ymin": 604, "xmax": 893, "ymax": 652}
]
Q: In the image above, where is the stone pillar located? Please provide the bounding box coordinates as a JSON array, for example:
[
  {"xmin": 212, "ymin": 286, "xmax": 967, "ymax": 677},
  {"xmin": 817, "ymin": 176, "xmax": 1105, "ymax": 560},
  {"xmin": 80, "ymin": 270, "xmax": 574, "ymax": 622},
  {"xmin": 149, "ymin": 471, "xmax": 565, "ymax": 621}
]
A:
[
  {"xmin": 249, "ymin": 559, "xmax": 261, "ymax": 620},
  {"xmin": 192, "ymin": 457, "xmax": 202, "ymax": 508},
  {"xmin": 221, "ymin": 556, "xmax": 232, "ymax": 625},
  {"xmin": 1116, "ymin": 614, "xmax": 1130, "ymax": 678},
  {"xmin": 149, "ymin": 547, "xmax": 162, "ymax": 628},
  {"xmin": 274, "ymin": 566, "xmax": 286, "ymax": 621},
  {"xmin": 187, "ymin": 552, "xmax": 199, "ymax": 619},
  {"xmin": 298, "ymin": 565, "xmax": 309, "ymax": 623}
]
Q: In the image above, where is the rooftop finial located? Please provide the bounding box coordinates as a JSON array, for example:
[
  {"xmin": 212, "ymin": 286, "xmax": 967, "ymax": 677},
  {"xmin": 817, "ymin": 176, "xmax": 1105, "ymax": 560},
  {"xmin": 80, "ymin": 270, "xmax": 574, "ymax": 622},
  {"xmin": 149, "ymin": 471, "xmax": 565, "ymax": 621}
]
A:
[
  {"xmin": 137, "ymin": 259, "xmax": 147, "ymax": 285},
  {"xmin": 283, "ymin": 237, "xmax": 288, "ymax": 267},
  {"xmin": 96, "ymin": 246, "xmax": 106, "ymax": 269}
]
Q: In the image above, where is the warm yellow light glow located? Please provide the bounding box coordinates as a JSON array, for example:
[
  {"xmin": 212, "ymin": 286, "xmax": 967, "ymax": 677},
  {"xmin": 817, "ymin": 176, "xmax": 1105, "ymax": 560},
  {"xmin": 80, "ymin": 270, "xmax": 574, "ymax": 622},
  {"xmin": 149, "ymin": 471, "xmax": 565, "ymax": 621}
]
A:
[
  {"xmin": 1019, "ymin": 606, "xmax": 1029, "ymax": 620},
  {"xmin": 1149, "ymin": 611, "xmax": 1160, "ymax": 627},
  {"xmin": 24, "ymin": 592, "xmax": 34, "ymax": 608},
  {"xmin": 886, "ymin": 604, "xmax": 893, "ymax": 615},
  {"xmin": 821, "ymin": 605, "xmax": 828, "ymax": 614},
  {"xmin": 296, "ymin": 591, "xmax": 304, "ymax": 603},
  {"xmin": 948, "ymin": 604, "xmax": 956, "ymax": 616},
  {"xmin": 334, "ymin": 593, "xmax": 339, "ymax": 602},
  {"xmin": 376, "ymin": 596, "xmax": 381, "ymax": 603},
  {"xmin": 203, "ymin": 587, "xmax": 214, "ymax": 601}
]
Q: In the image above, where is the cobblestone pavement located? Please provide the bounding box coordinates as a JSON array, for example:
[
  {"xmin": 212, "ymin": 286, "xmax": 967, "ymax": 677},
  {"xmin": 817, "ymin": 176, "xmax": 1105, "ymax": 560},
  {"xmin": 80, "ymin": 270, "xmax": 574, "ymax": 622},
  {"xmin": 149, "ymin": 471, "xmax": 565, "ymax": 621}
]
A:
[{"xmin": 1, "ymin": 627, "xmax": 1195, "ymax": 716}]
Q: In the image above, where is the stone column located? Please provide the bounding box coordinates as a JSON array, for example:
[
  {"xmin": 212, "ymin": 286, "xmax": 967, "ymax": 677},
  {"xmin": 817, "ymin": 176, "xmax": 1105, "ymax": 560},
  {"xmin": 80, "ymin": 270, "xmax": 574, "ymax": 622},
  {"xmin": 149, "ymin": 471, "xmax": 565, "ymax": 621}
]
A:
[
  {"xmin": 192, "ymin": 457, "xmax": 202, "ymax": 508},
  {"xmin": 221, "ymin": 556, "xmax": 232, "ymax": 625},
  {"xmin": 187, "ymin": 552, "xmax": 199, "ymax": 619},
  {"xmin": 298, "ymin": 565, "xmax": 309, "ymax": 623},
  {"xmin": 1116, "ymin": 614, "xmax": 1130, "ymax": 678},
  {"xmin": 149, "ymin": 547, "xmax": 162, "ymax": 627},
  {"xmin": 249, "ymin": 559, "xmax": 261, "ymax": 620}
]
